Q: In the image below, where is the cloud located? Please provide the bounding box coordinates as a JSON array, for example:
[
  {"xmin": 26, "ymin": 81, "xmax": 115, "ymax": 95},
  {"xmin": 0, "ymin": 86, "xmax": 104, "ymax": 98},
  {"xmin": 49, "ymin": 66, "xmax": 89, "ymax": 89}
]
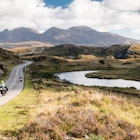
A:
[
  {"xmin": 0, "ymin": 0, "xmax": 139, "ymax": 39},
  {"xmin": 104, "ymin": 0, "xmax": 140, "ymax": 12}
]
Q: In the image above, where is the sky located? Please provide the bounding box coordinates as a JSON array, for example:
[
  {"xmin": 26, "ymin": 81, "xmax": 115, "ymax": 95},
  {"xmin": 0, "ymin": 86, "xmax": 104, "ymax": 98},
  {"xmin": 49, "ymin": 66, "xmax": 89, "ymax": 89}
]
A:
[
  {"xmin": 0, "ymin": 0, "xmax": 140, "ymax": 39},
  {"xmin": 44, "ymin": 0, "xmax": 73, "ymax": 7}
]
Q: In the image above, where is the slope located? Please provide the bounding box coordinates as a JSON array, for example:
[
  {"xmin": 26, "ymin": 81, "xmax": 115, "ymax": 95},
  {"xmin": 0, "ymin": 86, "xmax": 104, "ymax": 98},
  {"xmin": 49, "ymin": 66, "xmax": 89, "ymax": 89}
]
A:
[{"xmin": 0, "ymin": 26, "xmax": 140, "ymax": 46}]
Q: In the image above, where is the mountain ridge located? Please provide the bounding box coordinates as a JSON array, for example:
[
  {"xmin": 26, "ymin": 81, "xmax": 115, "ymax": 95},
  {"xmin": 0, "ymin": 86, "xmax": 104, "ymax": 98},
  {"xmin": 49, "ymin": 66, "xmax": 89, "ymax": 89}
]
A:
[{"xmin": 0, "ymin": 26, "xmax": 140, "ymax": 46}]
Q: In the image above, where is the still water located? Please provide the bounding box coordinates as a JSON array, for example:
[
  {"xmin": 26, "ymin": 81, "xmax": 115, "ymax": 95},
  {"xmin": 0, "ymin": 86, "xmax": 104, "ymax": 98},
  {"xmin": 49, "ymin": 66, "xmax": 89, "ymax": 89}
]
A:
[{"xmin": 55, "ymin": 71, "xmax": 140, "ymax": 90}]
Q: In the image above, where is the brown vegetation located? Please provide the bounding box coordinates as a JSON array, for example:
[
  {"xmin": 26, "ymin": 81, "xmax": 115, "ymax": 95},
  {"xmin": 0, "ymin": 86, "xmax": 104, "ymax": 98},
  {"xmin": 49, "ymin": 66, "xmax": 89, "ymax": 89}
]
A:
[
  {"xmin": 1, "ymin": 44, "xmax": 140, "ymax": 140},
  {"xmin": 15, "ymin": 88, "xmax": 140, "ymax": 140}
]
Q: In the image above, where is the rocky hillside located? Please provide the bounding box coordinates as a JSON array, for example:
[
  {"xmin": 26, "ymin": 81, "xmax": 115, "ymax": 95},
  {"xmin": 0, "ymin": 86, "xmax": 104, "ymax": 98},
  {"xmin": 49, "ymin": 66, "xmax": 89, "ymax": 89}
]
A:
[
  {"xmin": 0, "ymin": 48, "xmax": 19, "ymax": 77},
  {"xmin": 42, "ymin": 44, "xmax": 136, "ymax": 59},
  {"xmin": 0, "ymin": 48, "xmax": 18, "ymax": 60},
  {"xmin": 115, "ymin": 44, "xmax": 140, "ymax": 59},
  {"xmin": 0, "ymin": 26, "xmax": 140, "ymax": 46}
]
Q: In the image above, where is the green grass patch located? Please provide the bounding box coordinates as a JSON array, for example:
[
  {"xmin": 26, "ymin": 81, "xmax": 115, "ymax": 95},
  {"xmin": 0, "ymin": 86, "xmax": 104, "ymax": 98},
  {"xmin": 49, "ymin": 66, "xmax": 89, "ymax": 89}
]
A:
[
  {"xmin": 0, "ymin": 70, "xmax": 38, "ymax": 137},
  {"xmin": 86, "ymin": 67, "xmax": 140, "ymax": 81}
]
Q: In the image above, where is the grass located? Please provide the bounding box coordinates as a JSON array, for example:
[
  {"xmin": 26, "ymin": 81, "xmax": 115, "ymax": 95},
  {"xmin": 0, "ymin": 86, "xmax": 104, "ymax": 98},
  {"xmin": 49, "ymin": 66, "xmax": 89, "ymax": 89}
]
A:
[
  {"xmin": 1, "ymin": 65, "xmax": 140, "ymax": 139},
  {"xmin": 13, "ymin": 59, "xmax": 140, "ymax": 139},
  {"xmin": 14, "ymin": 85, "xmax": 140, "ymax": 140},
  {"xmin": 86, "ymin": 67, "xmax": 140, "ymax": 81},
  {"xmin": 28, "ymin": 55, "xmax": 140, "ymax": 97},
  {"xmin": 129, "ymin": 44, "xmax": 140, "ymax": 55},
  {"xmin": 0, "ymin": 53, "xmax": 140, "ymax": 139},
  {"xmin": 0, "ymin": 69, "xmax": 38, "ymax": 138}
]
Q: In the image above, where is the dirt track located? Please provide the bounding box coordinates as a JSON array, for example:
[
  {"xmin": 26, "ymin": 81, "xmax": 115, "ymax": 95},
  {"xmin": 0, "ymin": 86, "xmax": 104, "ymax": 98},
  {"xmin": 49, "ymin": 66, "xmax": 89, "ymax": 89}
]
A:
[{"xmin": 0, "ymin": 61, "xmax": 32, "ymax": 106}]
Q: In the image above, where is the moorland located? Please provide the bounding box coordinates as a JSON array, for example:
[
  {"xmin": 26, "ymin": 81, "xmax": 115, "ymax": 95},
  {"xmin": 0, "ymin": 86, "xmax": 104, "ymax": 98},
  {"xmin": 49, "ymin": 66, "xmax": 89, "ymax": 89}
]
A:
[{"xmin": 0, "ymin": 43, "xmax": 140, "ymax": 140}]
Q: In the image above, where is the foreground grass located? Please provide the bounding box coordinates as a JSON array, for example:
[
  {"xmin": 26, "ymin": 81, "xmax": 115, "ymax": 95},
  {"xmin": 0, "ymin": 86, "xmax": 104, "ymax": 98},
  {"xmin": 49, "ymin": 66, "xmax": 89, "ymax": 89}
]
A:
[
  {"xmin": 0, "ymin": 73, "xmax": 140, "ymax": 139},
  {"xmin": 0, "ymin": 71, "xmax": 38, "ymax": 138},
  {"xmin": 15, "ymin": 83, "xmax": 140, "ymax": 140}
]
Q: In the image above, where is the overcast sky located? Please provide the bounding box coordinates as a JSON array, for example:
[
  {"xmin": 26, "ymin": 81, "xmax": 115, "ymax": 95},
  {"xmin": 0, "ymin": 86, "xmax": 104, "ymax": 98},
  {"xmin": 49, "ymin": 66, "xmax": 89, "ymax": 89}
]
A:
[{"xmin": 0, "ymin": 0, "xmax": 140, "ymax": 39}]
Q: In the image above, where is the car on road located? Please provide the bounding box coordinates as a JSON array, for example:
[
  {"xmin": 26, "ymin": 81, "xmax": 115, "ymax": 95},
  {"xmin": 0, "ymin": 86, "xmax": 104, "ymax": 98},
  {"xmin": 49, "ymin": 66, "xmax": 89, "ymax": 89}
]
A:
[{"xmin": 19, "ymin": 77, "xmax": 22, "ymax": 82}]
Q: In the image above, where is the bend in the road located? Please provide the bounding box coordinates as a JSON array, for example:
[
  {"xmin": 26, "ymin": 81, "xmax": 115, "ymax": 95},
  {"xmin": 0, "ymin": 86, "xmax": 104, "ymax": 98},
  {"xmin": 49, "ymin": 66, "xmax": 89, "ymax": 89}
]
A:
[{"xmin": 0, "ymin": 61, "xmax": 32, "ymax": 106}]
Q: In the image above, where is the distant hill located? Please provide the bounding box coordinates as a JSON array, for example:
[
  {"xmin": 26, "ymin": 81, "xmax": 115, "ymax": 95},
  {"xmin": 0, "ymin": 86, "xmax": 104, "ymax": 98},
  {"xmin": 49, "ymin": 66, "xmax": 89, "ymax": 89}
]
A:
[
  {"xmin": 0, "ymin": 48, "xmax": 19, "ymax": 77},
  {"xmin": 41, "ymin": 44, "xmax": 131, "ymax": 58},
  {"xmin": 0, "ymin": 48, "xmax": 17, "ymax": 60},
  {"xmin": 40, "ymin": 44, "xmax": 140, "ymax": 59},
  {"xmin": 0, "ymin": 41, "xmax": 52, "ymax": 49},
  {"xmin": 115, "ymin": 44, "xmax": 140, "ymax": 59},
  {"xmin": 0, "ymin": 26, "xmax": 140, "ymax": 47}
]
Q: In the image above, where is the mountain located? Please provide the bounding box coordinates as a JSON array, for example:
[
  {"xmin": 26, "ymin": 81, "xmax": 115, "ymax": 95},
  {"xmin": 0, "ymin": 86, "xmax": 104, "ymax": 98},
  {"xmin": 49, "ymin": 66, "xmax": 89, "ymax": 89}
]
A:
[
  {"xmin": 0, "ymin": 27, "xmax": 39, "ymax": 43},
  {"xmin": 0, "ymin": 26, "xmax": 140, "ymax": 46}
]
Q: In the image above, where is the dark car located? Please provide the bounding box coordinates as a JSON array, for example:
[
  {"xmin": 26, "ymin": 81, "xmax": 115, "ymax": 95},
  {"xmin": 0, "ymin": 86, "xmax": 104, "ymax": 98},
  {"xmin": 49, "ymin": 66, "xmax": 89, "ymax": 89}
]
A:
[{"xmin": 19, "ymin": 77, "xmax": 22, "ymax": 82}]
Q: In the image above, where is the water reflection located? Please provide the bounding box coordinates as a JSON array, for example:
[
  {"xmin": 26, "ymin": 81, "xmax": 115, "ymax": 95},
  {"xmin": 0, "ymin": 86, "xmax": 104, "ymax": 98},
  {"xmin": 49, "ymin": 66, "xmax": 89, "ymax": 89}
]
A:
[{"xmin": 55, "ymin": 71, "xmax": 140, "ymax": 90}]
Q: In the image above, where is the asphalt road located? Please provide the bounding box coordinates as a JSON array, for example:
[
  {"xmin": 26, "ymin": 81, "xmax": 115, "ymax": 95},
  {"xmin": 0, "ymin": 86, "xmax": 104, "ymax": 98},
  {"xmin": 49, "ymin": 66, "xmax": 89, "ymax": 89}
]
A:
[{"xmin": 0, "ymin": 61, "xmax": 32, "ymax": 106}]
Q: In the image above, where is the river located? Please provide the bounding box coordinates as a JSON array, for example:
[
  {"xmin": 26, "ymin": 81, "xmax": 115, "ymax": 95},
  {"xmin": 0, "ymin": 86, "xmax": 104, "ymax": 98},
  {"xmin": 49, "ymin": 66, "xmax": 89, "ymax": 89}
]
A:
[{"xmin": 55, "ymin": 71, "xmax": 140, "ymax": 90}]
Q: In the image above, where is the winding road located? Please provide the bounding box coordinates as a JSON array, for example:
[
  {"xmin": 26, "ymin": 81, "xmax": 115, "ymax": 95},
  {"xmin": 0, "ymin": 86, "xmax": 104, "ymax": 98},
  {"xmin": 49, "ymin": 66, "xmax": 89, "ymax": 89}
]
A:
[{"xmin": 0, "ymin": 61, "xmax": 32, "ymax": 106}]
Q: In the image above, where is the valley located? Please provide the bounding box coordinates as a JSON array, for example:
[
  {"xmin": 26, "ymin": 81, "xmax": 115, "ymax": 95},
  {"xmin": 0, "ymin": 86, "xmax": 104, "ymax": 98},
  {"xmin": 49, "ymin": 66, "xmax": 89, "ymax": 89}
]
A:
[
  {"xmin": 24, "ymin": 44, "xmax": 140, "ymax": 97},
  {"xmin": 0, "ymin": 43, "xmax": 140, "ymax": 140},
  {"xmin": 0, "ymin": 0, "xmax": 140, "ymax": 139}
]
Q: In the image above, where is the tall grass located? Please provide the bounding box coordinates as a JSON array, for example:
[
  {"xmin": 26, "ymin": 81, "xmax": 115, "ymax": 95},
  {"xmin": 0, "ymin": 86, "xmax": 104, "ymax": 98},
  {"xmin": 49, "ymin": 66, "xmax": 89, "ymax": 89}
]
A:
[
  {"xmin": 0, "ymin": 70, "xmax": 38, "ymax": 137},
  {"xmin": 15, "ymin": 86, "xmax": 140, "ymax": 140}
]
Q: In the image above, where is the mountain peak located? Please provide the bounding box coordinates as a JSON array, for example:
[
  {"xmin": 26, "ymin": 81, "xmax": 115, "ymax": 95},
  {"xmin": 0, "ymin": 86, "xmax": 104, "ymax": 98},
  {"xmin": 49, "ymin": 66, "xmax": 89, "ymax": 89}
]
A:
[
  {"xmin": 13, "ymin": 27, "xmax": 39, "ymax": 33},
  {"xmin": 46, "ymin": 27, "xmax": 65, "ymax": 32},
  {"xmin": 0, "ymin": 26, "xmax": 140, "ymax": 46},
  {"xmin": 68, "ymin": 26, "xmax": 97, "ymax": 32}
]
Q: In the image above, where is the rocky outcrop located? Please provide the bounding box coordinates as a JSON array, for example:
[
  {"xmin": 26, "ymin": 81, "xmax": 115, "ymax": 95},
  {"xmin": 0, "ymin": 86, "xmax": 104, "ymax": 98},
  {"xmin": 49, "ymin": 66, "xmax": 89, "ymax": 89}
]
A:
[
  {"xmin": 114, "ymin": 44, "xmax": 140, "ymax": 59},
  {"xmin": 0, "ymin": 64, "xmax": 7, "ymax": 77}
]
